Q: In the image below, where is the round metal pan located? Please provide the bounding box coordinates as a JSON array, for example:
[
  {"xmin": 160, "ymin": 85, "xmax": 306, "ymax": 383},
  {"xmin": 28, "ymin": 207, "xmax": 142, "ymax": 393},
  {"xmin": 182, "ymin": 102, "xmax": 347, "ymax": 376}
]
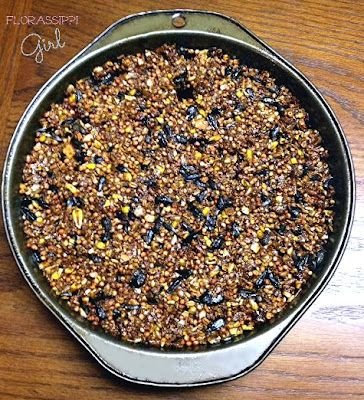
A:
[{"xmin": 1, "ymin": 10, "xmax": 355, "ymax": 386}]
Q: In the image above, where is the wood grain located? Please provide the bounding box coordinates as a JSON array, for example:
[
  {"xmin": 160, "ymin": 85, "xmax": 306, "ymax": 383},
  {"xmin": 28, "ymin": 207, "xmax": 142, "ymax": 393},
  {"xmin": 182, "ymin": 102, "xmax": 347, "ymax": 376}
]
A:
[{"xmin": 0, "ymin": 1, "xmax": 363, "ymax": 399}]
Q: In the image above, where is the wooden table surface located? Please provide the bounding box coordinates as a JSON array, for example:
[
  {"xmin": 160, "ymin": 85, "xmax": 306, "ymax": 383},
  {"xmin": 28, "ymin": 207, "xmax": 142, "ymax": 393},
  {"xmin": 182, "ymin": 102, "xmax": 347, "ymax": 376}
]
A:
[{"xmin": 0, "ymin": 1, "xmax": 363, "ymax": 399}]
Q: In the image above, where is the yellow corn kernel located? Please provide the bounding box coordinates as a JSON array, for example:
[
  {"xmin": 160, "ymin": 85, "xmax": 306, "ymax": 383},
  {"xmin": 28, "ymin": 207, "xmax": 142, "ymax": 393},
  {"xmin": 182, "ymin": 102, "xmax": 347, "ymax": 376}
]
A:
[
  {"xmin": 270, "ymin": 141, "xmax": 279, "ymax": 150},
  {"xmin": 129, "ymin": 89, "xmax": 136, "ymax": 96},
  {"xmin": 68, "ymin": 93, "xmax": 76, "ymax": 104},
  {"xmin": 236, "ymin": 90, "xmax": 243, "ymax": 98},
  {"xmin": 104, "ymin": 199, "xmax": 111, "ymax": 207},
  {"xmin": 51, "ymin": 269, "xmax": 62, "ymax": 280},
  {"xmin": 96, "ymin": 241, "xmax": 106, "ymax": 249},
  {"xmin": 124, "ymin": 95, "xmax": 135, "ymax": 101},
  {"xmin": 111, "ymin": 115, "xmax": 118, "ymax": 121},
  {"xmin": 249, "ymin": 298, "xmax": 259, "ymax": 310},
  {"xmin": 210, "ymin": 134, "xmax": 222, "ymax": 141},
  {"xmin": 112, "ymin": 194, "xmax": 122, "ymax": 200},
  {"xmin": 65, "ymin": 267, "xmax": 74, "ymax": 274},
  {"xmin": 65, "ymin": 183, "xmax": 79, "ymax": 194},
  {"xmin": 242, "ymin": 324, "xmax": 254, "ymax": 330},
  {"xmin": 202, "ymin": 207, "xmax": 210, "ymax": 216},
  {"xmin": 72, "ymin": 208, "xmax": 83, "ymax": 229},
  {"xmin": 246, "ymin": 149, "xmax": 253, "ymax": 162},
  {"xmin": 194, "ymin": 151, "xmax": 202, "ymax": 160},
  {"xmin": 297, "ymin": 149, "xmax": 303, "ymax": 156},
  {"xmin": 125, "ymin": 126, "xmax": 132, "ymax": 133},
  {"xmin": 229, "ymin": 327, "xmax": 239, "ymax": 336},
  {"xmin": 85, "ymin": 163, "xmax": 96, "ymax": 170},
  {"xmin": 156, "ymin": 165, "xmax": 165, "ymax": 174},
  {"xmin": 199, "ymin": 109, "xmax": 206, "ymax": 117},
  {"xmin": 39, "ymin": 135, "xmax": 46, "ymax": 142},
  {"xmin": 204, "ymin": 236, "xmax": 212, "ymax": 247},
  {"xmin": 156, "ymin": 116, "xmax": 164, "ymax": 124},
  {"xmin": 123, "ymin": 172, "xmax": 133, "ymax": 182},
  {"xmin": 290, "ymin": 157, "xmax": 298, "ymax": 164},
  {"xmin": 39, "ymin": 238, "xmax": 45, "ymax": 245},
  {"xmin": 121, "ymin": 205, "xmax": 130, "ymax": 214}
]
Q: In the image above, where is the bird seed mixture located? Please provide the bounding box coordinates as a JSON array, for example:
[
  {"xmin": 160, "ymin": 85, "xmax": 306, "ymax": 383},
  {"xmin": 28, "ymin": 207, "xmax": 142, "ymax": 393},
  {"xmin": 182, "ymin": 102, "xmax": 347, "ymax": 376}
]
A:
[{"xmin": 20, "ymin": 45, "xmax": 335, "ymax": 348}]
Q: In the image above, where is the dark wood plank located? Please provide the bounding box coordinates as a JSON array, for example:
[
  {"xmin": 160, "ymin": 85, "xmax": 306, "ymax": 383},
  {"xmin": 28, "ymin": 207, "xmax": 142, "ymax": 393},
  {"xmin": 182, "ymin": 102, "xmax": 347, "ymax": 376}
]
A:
[{"xmin": 0, "ymin": 1, "xmax": 363, "ymax": 399}]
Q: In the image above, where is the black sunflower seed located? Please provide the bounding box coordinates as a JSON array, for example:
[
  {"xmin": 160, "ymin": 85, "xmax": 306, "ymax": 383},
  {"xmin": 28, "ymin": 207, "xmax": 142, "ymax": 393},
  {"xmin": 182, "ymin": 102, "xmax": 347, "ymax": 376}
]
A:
[
  {"xmin": 187, "ymin": 202, "xmax": 204, "ymax": 220},
  {"xmin": 182, "ymin": 231, "xmax": 199, "ymax": 246},
  {"xmin": 290, "ymin": 207, "xmax": 301, "ymax": 219},
  {"xmin": 293, "ymin": 225, "xmax": 303, "ymax": 236},
  {"xmin": 75, "ymin": 150, "xmax": 87, "ymax": 164},
  {"xmin": 294, "ymin": 254, "xmax": 309, "ymax": 272},
  {"xmin": 260, "ymin": 230, "xmax": 271, "ymax": 246},
  {"xmin": 155, "ymin": 195, "xmax": 173, "ymax": 206},
  {"xmin": 294, "ymin": 191, "xmax": 304, "ymax": 203},
  {"xmin": 145, "ymin": 229, "xmax": 155, "ymax": 245},
  {"xmin": 158, "ymin": 130, "xmax": 168, "ymax": 147},
  {"xmin": 311, "ymin": 174, "xmax": 321, "ymax": 182},
  {"xmin": 21, "ymin": 207, "xmax": 36, "ymax": 222},
  {"xmin": 260, "ymin": 194, "xmax": 271, "ymax": 207},
  {"xmin": 173, "ymin": 71, "xmax": 187, "ymax": 86},
  {"xmin": 178, "ymin": 269, "xmax": 193, "ymax": 279},
  {"xmin": 262, "ymin": 97, "xmax": 275, "ymax": 104},
  {"xmin": 205, "ymin": 214, "xmax": 217, "ymax": 231},
  {"xmin": 186, "ymin": 105, "xmax": 198, "ymax": 121},
  {"xmin": 211, "ymin": 236, "xmax": 224, "ymax": 250},
  {"xmin": 70, "ymin": 137, "xmax": 83, "ymax": 149},
  {"xmin": 49, "ymin": 184, "xmax": 59, "ymax": 193},
  {"xmin": 174, "ymin": 134, "xmax": 189, "ymax": 144},
  {"xmin": 217, "ymin": 196, "xmax": 233, "ymax": 210},
  {"xmin": 196, "ymin": 190, "xmax": 208, "ymax": 203},
  {"xmin": 208, "ymin": 177, "xmax": 219, "ymax": 190},
  {"xmin": 207, "ymin": 114, "xmax": 218, "ymax": 130},
  {"xmin": 277, "ymin": 224, "xmax": 286, "ymax": 235},
  {"xmin": 97, "ymin": 176, "xmax": 106, "ymax": 192},
  {"xmin": 88, "ymin": 254, "xmax": 103, "ymax": 263},
  {"xmin": 225, "ymin": 66, "xmax": 233, "ymax": 76},
  {"xmin": 32, "ymin": 250, "xmax": 42, "ymax": 264},
  {"xmin": 94, "ymin": 156, "xmax": 104, "ymax": 164},
  {"xmin": 66, "ymin": 196, "xmax": 84, "ymax": 208},
  {"xmin": 101, "ymin": 216, "xmax": 112, "ymax": 232},
  {"xmin": 323, "ymin": 177, "xmax": 334, "ymax": 190},
  {"xmin": 267, "ymin": 270, "xmax": 280, "ymax": 288},
  {"xmin": 144, "ymin": 178, "xmax": 157, "ymax": 189},
  {"xmin": 231, "ymin": 222, "xmax": 241, "ymax": 238},
  {"xmin": 245, "ymin": 87, "xmax": 255, "ymax": 99},
  {"xmin": 207, "ymin": 317, "xmax": 225, "ymax": 333},
  {"xmin": 167, "ymin": 278, "xmax": 182, "ymax": 294},
  {"xmin": 268, "ymin": 125, "xmax": 280, "ymax": 141},
  {"xmin": 130, "ymin": 269, "xmax": 146, "ymax": 288},
  {"xmin": 177, "ymin": 47, "xmax": 195, "ymax": 59},
  {"xmin": 96, "ymin": 305, "xmax": 107, "ymax": 320},
  {"xmin": 101, "ymin": 231, "xmax": 112, "ymax": 243},
  {"xmin": 35, "ymin": 198, "xmax": 49, "ymax": 209},
  {"xmin": 176, "ymin": 86, "xmax": 195, "ymax": 101},
  {"xmin": 199, "ymin": 291, "xmax": 224, "ymax": 306},
  {"xmin": 123, "ymin": 304, "xmax": 141, "ymax": 311},
  {"xmin": 231, "ymin": 67, "xmax": 242, "ymax": 80},
  {"xmin": 116, "ymin": 164, "xmax": 128, "ymax": 173},
  {"xmin": 239, "ymin": 288, "xmax": 256, "ymax": 299}
]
